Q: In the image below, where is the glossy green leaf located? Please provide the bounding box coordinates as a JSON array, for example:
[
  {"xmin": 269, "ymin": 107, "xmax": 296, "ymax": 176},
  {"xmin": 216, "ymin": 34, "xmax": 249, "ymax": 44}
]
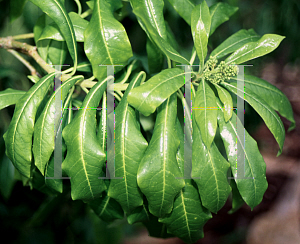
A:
[
  {"xmin": 107, "ymin": 74, "xmax": 148, "ymax": 214},
  {"xmin": 222, "ymin": 81, "xmax": 285, "ymax": 155},
  {"xmin": 209, "ymin": 2, "xmax": 238, "ymax": 35},
  {"xmin": 137, "ymin": 93, "xmax": 185, "ymax": 217},
  {"xmin": 228, "ymin": 177, "xmax": 245, "ymax": 214},
  {"xmin": 62, "ymin": 79, "xmax": 107, "ymax": 201},
  {"xmin": 3, "ymin": 72, "xmax": 56, "ymax": 178},
  {"xmin": 10, "ymin": 0, "xmax": 27, "ymax": 22},
  {"xmin": 29, "ymin": 0, "xmax": 78, "ymax": 69},
  {"xmin": 38, "ymin": 12, "xmax": 89, "ymax": 42},
  {"xmin": 167, "ymin": 0, "xmax": 195, "ymax": 25},
  {"xmin": 97, "ymin": 92, "xmax": 107, "ymax": 152},
  {"xmin": 159, "ymin": 122, "xmax": 212, "ymax": 244},
  {"xmin": 191, "ymin": 1, "xmax": 211, "ymax": 69},
  {"xmin": 130, "ymin": 0, "xmax": 167, "ymax": 40},
  {"xmin": 48, "ymin": 40, "xmax": 68, "ymax": 65},
  {"xmin": 84, "ymin": 0, "xmax": 133, "ymax": 81},
  {"xmin": 194, "ymin": 80, "xmax": 218, "ymax": 149},
  {"xmin": 231, "ymin": 75, "xmax": 295, "ymax": 131},
  {"xmin": 225, "ymin": 34, "xmax": 285, "ymax": 64},
  {"xmin": 191, "ymin": 120, "xmax": 231, "ymax": 213},
  {"xmin": 0, "ymin": 88, "xmax": 26, "ymax": 110},
  {"xmin": 210, "ymin": 29, "xmax": 260, "ymax": 59},
  {"xmin": 146, "ymin": 39, "xmax": 164, "ymax": 74},
  {"xmin": 127, "ymin": 204, "xmax": 150, "ymax": 224},
  {"xmin": 127, "ymin": 68, "xmax": 185, "ymax": 116},
  {"xmin": 33, "ymin": 76, "xmax": 83, "ymax": 175},
  {"xmin": 90, "ymin": 189, "xmax": 124, "ymax": 223},
  {"xmin": 217, "ymin": 100, "xmax": 268, "ymax": 209},
  {"xmin": 214, "ymin": 84, "xmax": 233, "ymax": 122},
  {"xmin": 131, "ymin": 0, "xmax": 189, "ymax": 64}
]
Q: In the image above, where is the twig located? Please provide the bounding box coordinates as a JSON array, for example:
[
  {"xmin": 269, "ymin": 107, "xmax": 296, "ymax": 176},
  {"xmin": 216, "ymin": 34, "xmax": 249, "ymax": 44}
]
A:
[
  {"xmin": 11, "ymin": 33, "xmax": 35, "ymax": 40},
  {"xmin": 7, "ymin": 49, "xmax": 40, "ymax": 77},
  {"xmin": 0, "ymin": 37, "xmax": 71, "ymax": 81}
]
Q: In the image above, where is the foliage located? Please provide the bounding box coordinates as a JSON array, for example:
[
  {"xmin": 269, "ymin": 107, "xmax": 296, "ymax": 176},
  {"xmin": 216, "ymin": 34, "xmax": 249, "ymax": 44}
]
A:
[{"xmin": 0, "ymin": 0, "xmax": 295, "ymax": 243}]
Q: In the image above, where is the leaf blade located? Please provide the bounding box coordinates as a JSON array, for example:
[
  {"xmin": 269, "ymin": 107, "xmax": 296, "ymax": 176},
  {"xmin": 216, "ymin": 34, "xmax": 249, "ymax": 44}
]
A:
[{"xmin": 0, "ymin": 88, "xmax": 26, "ymax": 110}]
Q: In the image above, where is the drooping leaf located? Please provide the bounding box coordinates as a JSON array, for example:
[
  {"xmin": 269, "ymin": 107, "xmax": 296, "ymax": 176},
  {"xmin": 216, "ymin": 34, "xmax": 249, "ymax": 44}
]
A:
[
  {"xmin": 9, "ymin": 0, "xmax": 27, "ymax": 22},
  {"xmin": 0, "ymin": 155, "xmax": 15, "ymax": 199},
  {"xmin": 146, "ymin": 39, "xmax": 164, "ymax": 74},
  {"xmin": 130, "ymin": 0, "xmax": 189, "ymax": 64},
  {"xmin": 84, "ymin": 0, "xmax": 133, "ymax": 81},
  {"xmin": 127, "ymin": 68, "xmax": 185, "ymax": 116},
  {"xmin": 210, "ymin": 29, "xmax": 260, "ymax": 59},
  {"xmin": 231, "ymin": 75, "xmax": 295, "ymax": 131},
  {"xmin": 3, "ymin": 72, "xmax": 56, "ymax": 178},
  {"xmin": 29, "ymin": 0, "xmax": 78, "ymax": 70},
  {"xmin": 194, "ymin": 80, "xmax": 218, "ymax": 149},
  {"xmin": 191, "ymin": 1, "xmax": 211, "ymax": 69},
  {"xmin": 217, "ymin": 100, "xmax": 268, "ymax": 209},
  {"xmin": 225, "ymin": 34, "xmax": 285, "ymax": 64},
  {"xmin": 221, "ymin": 81, "xmax": 285, "ymax": 155},
  {"xmin": 0, "ymin": 88, "xmax": 26, "ymax": 110},
  {"xmin": 127, "ymin": 204, "xmax": 150, "ymax": 224},
  {"xmin": 191, "ymin": 120, "xmax": 231, "ymax": 213},
  {"xmin": 107, "ymin": 74, "xmax": 148, "ymax": 214},
  {"xmin": 48, "ymin": 40, "xmax": 68, "ymax": 65},
  {"xmin": 62, "ymin": 79, "xmax": 107, "ymax": 201},
  {"xmin": 214, "ymin": 84, "xmax": 233, "ymax": 122},
  {"xmin": 167, "ymin": 0, "xmax": 195, "ymax": 25},
  {"xmin": 209, "ymin": 2, "xmax": 238, "ymax": 35},
  {"xmin": 90, "ymin": 189, "xmax": 124, "ymax": 223},
  {"xmin": 38, "ymin": 12, "xmax": 89, "ymax": 42},
  {"xmin": 130, "ymin": 0, "xmax": 167, "ymax": 40},
  {"xmin": 33, "ymin": 76, "xmax": 83, "ymax": 175},
  {"xmin": 137, "ymin": 93, "xmax": 185, "ymax": 217},
  {"xmin": 159, "ymin": 121, "xmax": 212, "ymax": 244},
  {"xmin": 228, "ymin": 177, "xmax": 245, "ymax": 214}
]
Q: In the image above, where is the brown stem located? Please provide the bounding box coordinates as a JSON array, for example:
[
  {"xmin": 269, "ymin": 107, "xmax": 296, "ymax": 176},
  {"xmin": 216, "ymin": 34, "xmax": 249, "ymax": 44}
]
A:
[{"xmin": 0, "ymin": 37, "xmax": 71, "ymax": 81}]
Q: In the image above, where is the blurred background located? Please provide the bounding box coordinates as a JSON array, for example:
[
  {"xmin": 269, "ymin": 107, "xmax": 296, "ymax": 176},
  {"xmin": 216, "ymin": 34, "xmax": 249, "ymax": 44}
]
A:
[{"xmin": 0, "ymin": 0, "xmax": 300, "ymax": 243}]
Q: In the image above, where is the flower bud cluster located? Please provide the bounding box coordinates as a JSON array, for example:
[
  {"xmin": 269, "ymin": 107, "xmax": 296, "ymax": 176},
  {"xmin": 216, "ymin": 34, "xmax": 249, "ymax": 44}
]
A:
[{"xmin": 203, "ymin": 57, "xmax": 238, "ymax": 84}]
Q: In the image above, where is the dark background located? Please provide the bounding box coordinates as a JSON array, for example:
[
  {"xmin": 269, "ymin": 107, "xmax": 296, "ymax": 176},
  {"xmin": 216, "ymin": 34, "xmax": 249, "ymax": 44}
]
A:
[{"xmin": 0, "ymin": 0, "xmax": 300, "ymax": 243}]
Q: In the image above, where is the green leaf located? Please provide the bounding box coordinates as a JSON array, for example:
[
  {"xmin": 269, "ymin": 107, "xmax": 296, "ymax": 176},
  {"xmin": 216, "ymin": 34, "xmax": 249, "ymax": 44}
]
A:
[
  {"xmin": 232, "ymin": 75, "xmax": 295, "ymax": 131},
  {"xmin": 127, "ymin": 68, "xmax": 185, "ymax": 116},
  {"xmin": 191, "ymin": 1, "xmax": 211, "ymax": 69},
  {"xmin": 0, "ymin": 88, "xmax": 26, "ymax": 110},
  {"xmin": 10, "ymin": 0, "xmax": 27, "ymax": 22},
  {"xmin": 97, "ymin": 92, "xmax": 107, "ymax": 152},
  {"xmin": 0, "ymin": 155, "xmax": 15, "ymax": 200},
  {"xmin": 228, "ymin": 178, "xmax": 245, "ymax": 214},
  {"xmin": 130, "ymin": 0, "xmax": 189, "ymax": 64},
  {"xmin": 107, "ymin": 74, "xmax": 148, "ymax": 214},
  {"xmin": 214, "ymin": 84, "xmax": 233, "ymax": 122},
  {"xmin": 130, "ymin": 0, "xmax": 167, "ymax": 40},
  {"xmin": 84, "ymin": 0, "xmax": 133, "ymax": 81},
  {"xmin": 33, "ymin": 76, "xmax": 83, "ymax": 175},
  {"xmin": 62, "ymin": 79, "xmax": 107, "ymax": 201},
  {"xmin": 191, "ymin": 120, "xmax": 231, "ymax": 213},
  {"xmin": 29, "ymin": 0, "xmax": 78, "ymax": 70},
  {"xmin": 209, "ymin": 2, "xmax": 238, "ymax": 35},
  {"xmin": 210, "ymin": 29, "xmax": 260, "ymax": 59},
  {"xmin": 225, "ymin": 34, "xmax": 285, "ymax": 64},
  {"xmin": 146, "ymin": 39, "xmax": 164, "ymax": 74},
  {"xmin": 127, "ymin": 204, "xmax": 150, "ymax": 224},
  {"xmin": 217, "ymin": 100, "xmax": 268, "ymax": 209},
  {"xmin": 221, "ymin": 81, "xmax": 285, "ymax": 155},
  {"xmin": 159, "ymin": 122, "xmax": 212, "ymax": 244},
  {"xmin": 167, "ymin": 0, "xmax": 195, "ymax": 25},
  {"xmin": 90, "ymin": 189, "xmax": 124, "ymax": 223},
  {"xmin": 48, "ymin": 40, "xmax": 68, "ymax": 65},
  {"xmin": 38, "ymin": 12, "xmax": 89, "ymax": 42},
  {"xmin": 137, "ymin": 93, "xmax": 185, "ymax": 217},
  {"xmin": 194, "ymin": 80, "xmax": 218, "ymax": 149},
  {"xmin": 3, "ymin": 72, "xmax": 56, "ymax": 178}
]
